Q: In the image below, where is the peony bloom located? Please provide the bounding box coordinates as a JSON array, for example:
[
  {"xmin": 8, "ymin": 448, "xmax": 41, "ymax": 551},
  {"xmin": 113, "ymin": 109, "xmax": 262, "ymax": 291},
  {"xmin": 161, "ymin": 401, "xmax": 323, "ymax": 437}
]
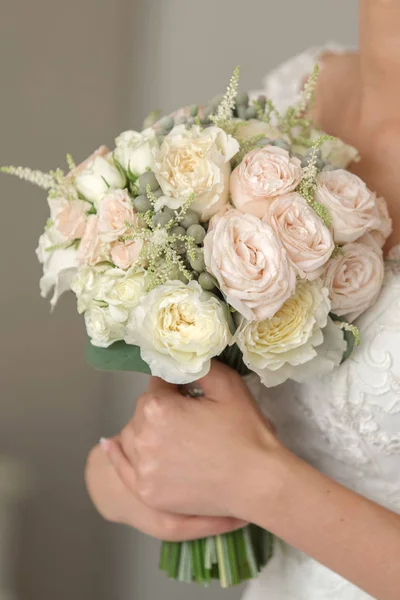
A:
[
  {"xmin": 114, "ymin": 128, "xmax": 158, "ymax": 177},
  {"xmin": 230, "ymin": 145, "xmax": 303, "ymax": 218},
  {"xmin": 77, "ymin": 215, "xmax": 110, "ymax": 266},
  {"xmin": 75, "ymin": 150, "xmax": 126, "ymax": 209},
  {"xmin": 125, "ymin": 280, "xmax": 232, "ymax": 384},
  {"xmin": 235, "ymin": 280, "xmax": 346, "ymax": 387},
  {"xmin": 97, "ymin": 189, "xmax": 135, "ymax": 243},
  {"xmin": 153, "ymin": 124, "xmax": 239, "ymax": 221},
  {"xmin": 315, "ymin": 170, "xmax": 381, "ymax": 244},
  {"xmin": 263, "ymin": 193, "xmax": 334, "ymax": 280},
  {"xmin": 204, "ymin": 210, "xmax": 297, "ymax": 321},
  {"xmin": 323, "ymin": 242, "xmax": 385, "ymax": 322}
]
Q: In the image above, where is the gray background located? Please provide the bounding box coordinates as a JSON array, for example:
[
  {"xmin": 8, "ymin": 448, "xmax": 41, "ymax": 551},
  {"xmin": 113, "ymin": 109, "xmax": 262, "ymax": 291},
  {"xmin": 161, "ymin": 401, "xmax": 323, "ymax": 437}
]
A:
[{"xmin": 0, "ymin": 1, "xmax": 357, "ymax": 599}]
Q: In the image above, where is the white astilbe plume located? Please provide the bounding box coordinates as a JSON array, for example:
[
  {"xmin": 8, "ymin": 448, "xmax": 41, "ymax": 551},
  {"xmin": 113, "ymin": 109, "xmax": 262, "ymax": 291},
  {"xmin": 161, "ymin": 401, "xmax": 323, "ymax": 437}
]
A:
[
  {"xmin": 1, "ymin": 166, "xmax": 54, "ymax": 189},
  {"xmin": 210, "ymin": 66, "xmax": 240, "ymax": 128}
]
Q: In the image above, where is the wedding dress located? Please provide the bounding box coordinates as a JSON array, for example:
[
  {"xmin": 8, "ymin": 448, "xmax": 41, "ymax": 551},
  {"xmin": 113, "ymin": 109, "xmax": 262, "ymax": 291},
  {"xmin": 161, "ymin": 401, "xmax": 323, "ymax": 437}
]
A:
[{"xmin": 242, "ymin": 47, "xmax": 400, "ymax": 600}]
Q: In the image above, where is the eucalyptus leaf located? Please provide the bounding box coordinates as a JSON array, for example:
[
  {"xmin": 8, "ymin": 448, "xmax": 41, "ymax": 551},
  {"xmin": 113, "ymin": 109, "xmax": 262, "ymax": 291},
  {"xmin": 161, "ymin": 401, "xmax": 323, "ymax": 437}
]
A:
[{"xmin": 85, "ymin": 338, "xmax": 151, "ymax": 374}]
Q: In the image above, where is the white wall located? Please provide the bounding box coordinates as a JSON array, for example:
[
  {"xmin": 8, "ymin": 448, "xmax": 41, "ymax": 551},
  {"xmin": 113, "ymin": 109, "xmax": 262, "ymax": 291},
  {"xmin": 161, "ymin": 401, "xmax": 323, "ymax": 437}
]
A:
[
  {"xmin": 115, "ymin": 2, "xmax": 358, "ymax": 600},
  {"xmin": 0, "ymin": 1, "xmax": 134, "ymax": 598}
]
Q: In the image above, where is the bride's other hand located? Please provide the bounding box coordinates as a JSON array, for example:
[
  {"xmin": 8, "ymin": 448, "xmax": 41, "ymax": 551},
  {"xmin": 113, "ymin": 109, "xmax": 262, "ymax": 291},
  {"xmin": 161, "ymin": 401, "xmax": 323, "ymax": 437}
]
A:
[
  {"xmin": 101, "ymin": 361, "xmax": 280, "ymax": 519},
  {"xmin": 85, "ymin": 430, "xmax": 246, "ymax": 541},
  {"xmin": 314, "ymin": 0, "xmax": 400, "ymax": 250}
]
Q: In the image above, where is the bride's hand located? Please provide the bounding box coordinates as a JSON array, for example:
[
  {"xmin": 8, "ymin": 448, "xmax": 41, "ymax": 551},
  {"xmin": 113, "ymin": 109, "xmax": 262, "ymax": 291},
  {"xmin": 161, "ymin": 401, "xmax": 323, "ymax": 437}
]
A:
[
  {"xmin": 85, "ymin": 423, "xmax": 246, "ymax": 540},
  {"xmin": 314, "ymin": 0, "xmax": 400, "ymax": 249},
  {"xmin": 101, "ymin": 361, "xmax": 280, "ymax": 519}
]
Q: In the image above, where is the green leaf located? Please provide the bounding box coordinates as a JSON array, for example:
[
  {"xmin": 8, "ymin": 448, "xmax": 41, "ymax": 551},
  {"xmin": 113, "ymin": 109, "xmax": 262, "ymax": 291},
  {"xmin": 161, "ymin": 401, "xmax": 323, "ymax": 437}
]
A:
[{"xmin": 85, "ymin": 338, "xmax": 151, "ymax": 374}]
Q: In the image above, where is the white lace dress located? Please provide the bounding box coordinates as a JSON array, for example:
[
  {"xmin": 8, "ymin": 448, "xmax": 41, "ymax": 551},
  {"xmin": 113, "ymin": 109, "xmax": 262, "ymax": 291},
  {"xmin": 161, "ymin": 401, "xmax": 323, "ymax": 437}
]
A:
[{"xmin": 242, "ymin": 48, "xmax": 400, "ymax": 600}]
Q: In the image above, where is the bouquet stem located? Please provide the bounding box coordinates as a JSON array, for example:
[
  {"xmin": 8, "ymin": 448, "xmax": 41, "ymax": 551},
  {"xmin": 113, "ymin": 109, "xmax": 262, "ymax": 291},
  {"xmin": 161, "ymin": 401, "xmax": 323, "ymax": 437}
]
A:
[{"xmin": 159, "ymin": 525, "xmax": 273, "ymax": 588}]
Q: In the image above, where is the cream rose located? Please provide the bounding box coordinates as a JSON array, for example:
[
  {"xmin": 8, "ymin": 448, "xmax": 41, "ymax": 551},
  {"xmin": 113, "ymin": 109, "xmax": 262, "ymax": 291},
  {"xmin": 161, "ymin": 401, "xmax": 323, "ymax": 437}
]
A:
[
  {"xmin": 77, "ymin": 215, "xmax": 110, "ymax": 266},
  {"xmin": 114, "ymin": 128, "xmax": 158, "ymax": 177},
  {"xmin": 97, "ymin": 189, "xmax": 135, "ymax": 242},
  {"xmin": 230, "ymin": 146, "xmax": 303, "ymax": 218},
  {"xmin": 125, "ymin": 280, "xmax": 232, "ymax": 384},
  {"xmin": 263, "ymin": 193, "xmax": 334, "ymax": 280},
  {"xmin": 75, "ymin": 151, "xmax": 126, "ymax": 208},
  {"xmin": 323, "ymin": 242, "xmax": 385, "ymax": 322},
  {"xmin": 50, "ymin": 198, "xmax": 90, "ymax": 241},
  {"xmin": 235, "ymin": 280, "xmax": 346, "ymax": 387},
  {"xmin": 204, "ymin": 210, "xmax": 297, "ymax": 321},
  {"xmin": 36, "ymin": 227, "xmax": 79, "ymax": 308},
  {"xmin": 111, "ymin": 239, "xmax": 144, "ymax": 270},
  {"xmin": 315, "ymin": 170, "xmax": 381, "ymax": 244},
  {"xmin": 153, "ymin": 124, "xmax": 239, "ymax": 221}
]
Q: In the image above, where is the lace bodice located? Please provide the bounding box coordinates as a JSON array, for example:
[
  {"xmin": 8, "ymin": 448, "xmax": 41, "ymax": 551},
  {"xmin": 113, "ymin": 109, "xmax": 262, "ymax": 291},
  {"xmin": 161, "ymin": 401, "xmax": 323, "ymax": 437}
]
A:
[{"xmin": 242, "ymin": 47, "xmax": 400, "ymax": 600}]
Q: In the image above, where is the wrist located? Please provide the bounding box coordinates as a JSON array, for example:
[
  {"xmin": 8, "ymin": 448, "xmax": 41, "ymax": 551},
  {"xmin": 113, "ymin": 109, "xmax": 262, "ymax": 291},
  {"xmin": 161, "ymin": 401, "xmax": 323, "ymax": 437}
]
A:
[{"xmin": 229, "ymin": 440, "xmax": 295, "ymax": 522}]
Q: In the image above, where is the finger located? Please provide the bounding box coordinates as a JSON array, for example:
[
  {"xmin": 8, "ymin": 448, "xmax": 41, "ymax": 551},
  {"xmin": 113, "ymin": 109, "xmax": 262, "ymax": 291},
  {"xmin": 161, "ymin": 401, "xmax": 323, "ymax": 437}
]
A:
[
  {"xmin": 147, "ymin": 376, "xmax": 179, "ymax": 395},
  {"xmin": 195, "ymin": 360, "xmax": 247, "ymax": 401},
  {"xmin": 360, "ymin": 0, "xmax": 400, "ymax": 80},
  {"xmin": 163, "ymin": 515, "xmax": 248, "ymax": 542},
  {"xmin": 100, "ymin": 437, "xmax": 137, "ymax": 493}
]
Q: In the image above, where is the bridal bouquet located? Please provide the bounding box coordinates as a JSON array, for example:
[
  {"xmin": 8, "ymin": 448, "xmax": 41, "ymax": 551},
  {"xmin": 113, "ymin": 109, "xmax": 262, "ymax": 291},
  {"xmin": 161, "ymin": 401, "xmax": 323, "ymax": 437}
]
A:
[{"xmin": 2, "ymin": 67, "xmax": 391, "ymax": 587}]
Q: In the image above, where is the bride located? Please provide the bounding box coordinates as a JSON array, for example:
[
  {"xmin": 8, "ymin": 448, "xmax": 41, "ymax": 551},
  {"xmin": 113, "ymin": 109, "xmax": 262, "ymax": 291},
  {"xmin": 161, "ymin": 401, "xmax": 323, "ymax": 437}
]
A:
[{"xmin": 85, "ymin": 1, "xmax": 400, "ymax": 598}]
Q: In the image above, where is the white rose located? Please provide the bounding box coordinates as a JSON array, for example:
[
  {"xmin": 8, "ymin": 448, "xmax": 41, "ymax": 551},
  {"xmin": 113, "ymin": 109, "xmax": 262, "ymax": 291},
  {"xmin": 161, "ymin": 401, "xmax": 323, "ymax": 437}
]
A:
[
  {"xmin": 320, "ymin": 137, "xmax": 360, "ymax": 169},
  {"xmin": 72, "ymin": 265, "xmax": 145, "ymax": 316},
  {"xmin": 263, "ymin": 193, "xmax": 335, "ymax": 280},
  {"xmin": 75, "ymin": 155, "xmax": 126, "ymax": 208},
  {"xmin": 204, "ymin": 210, "xmax": 297, "ymax": 321},
  {"xmin": 235, "ymin": 280, "xmax": 346, "ymax": 387},
  {"xmin": 114, "ymin": 128, "xmax": 158, "ymax": 177},
  {"xmin": 85, "ymin": 306, "xmax": 126, "ymax": 348},
  {"xmin": 315, "ymin": 170, "xmax": 381, "ymax": 244},
  {"xmin": 367, "ymin": 196, "xmax": 392, "ymax": 249},
  {"xmin": 235, "ymin": 119, "xmax": 290, "ymax": 143},
  {"xmin": 125, "ymin": 280, "xmax": 232, "ymax": 384},
  {"xmin": 154, "ymin": 125, "xmax": 239, "ymax": 221},
  {"xmin": 323, "ymin": 242, "xmax": 385, "ymax": 322},
  {"xmin": 36, "ymin": 227, "xmax": 78, "ymax": 308}
]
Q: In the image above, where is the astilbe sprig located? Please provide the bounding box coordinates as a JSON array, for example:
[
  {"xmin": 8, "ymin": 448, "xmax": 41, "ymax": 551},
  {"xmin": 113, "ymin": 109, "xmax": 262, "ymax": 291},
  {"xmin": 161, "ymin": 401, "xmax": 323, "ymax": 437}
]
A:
[
  {"xmin": 297, "ymin": 135, "xmax": 333, "ymax": 228},
  {"xmin": 122, "ymin": 192, "xmax": 198, "ymax": 291},
  {"xmin": 210, "ymin": 66, "xmax": 240, "ymax": 129},
  {"xmin": 280, "ymin": 65, "xmax": 320, "ymax": 146}
]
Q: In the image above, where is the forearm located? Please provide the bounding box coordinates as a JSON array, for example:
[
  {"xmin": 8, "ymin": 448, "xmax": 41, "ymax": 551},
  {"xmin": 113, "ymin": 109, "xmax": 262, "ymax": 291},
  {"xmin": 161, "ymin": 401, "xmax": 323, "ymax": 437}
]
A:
[{"xmin": 241, "ymin": 448, "xmax": 400, "ymax": 600}]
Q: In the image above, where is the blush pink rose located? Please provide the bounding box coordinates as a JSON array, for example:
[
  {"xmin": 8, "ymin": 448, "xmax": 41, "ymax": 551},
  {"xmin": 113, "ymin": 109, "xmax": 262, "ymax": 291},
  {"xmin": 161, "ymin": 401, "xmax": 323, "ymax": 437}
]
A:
[
  {"xmin": 315, "ymin": 170, "xmax": 381, "ymax": 244},
  {"xmin": 368, "ymin": 195, "xmax": 392, "ymax": 249},
  {"xmin": 323, "ymin": 242, "xmax": 385, "ymax": 322},
  {"xmin": 77, "ymin": 215, "xmax": 110, "ymax": 266},
  {"xmin": 264, "ymin": 193, "xmax": 335, "ymax": 280},
  {"xmin": 52, "ymin": 198, "xmax": 90, "ymax": 241},
  {"xmin": 68, "ymin": 146, "xmax": 109, "ymax": 177},
  {"xmin": 203, "ymin": 210, "xmax": 297, "ymax": 321},
  {"xmin": 111, "ymin": 239, "xmax": 144, "ymax": 270},
  {"xmin": 230, "ymin": 145, "xmax": 303, "ymax": 218},
  {"xmin": 97, "ymin": 189, "xmax": 135, "ymax": 242}
]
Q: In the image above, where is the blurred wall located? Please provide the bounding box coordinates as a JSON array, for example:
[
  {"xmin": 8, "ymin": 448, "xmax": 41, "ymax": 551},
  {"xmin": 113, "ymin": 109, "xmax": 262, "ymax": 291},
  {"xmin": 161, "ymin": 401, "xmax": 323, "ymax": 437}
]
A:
[
  {"xmin": 111, "ymin": 1, "xmax": 358, "ymax": 600},
  {"xmin": 0, "ymin": 1, "xmax": 134, "ymax": 599}
]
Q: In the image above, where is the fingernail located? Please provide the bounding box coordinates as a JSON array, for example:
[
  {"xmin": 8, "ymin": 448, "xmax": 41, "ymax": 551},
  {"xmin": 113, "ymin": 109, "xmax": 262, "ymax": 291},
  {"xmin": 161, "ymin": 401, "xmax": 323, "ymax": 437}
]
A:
[{"xmin": 99, "ymin": 437, "xmax": 110, "ymax": 452}]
